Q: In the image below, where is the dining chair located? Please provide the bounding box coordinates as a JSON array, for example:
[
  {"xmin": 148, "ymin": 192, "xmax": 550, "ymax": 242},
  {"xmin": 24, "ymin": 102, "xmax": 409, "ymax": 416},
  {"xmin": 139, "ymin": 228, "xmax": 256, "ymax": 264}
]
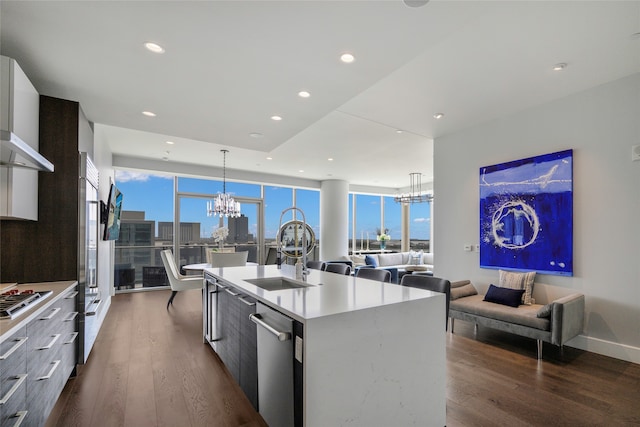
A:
[
  {"xmin": 400, "ymin": 274, "xmax": 451, "ymax": 330},
  {"xmin": 324, "ymin": 263, "xmax": 351, "ymax": 275},
  {"xmin": 306, "ymin": 260, "xmax": 326, "ymax": 271},
  {"xmin": 209, "ymin": 251, "xmax": 249, "ymax": 267},
  {"xmin": 356, "ymin": 267, "xmax": 391, "ymax": 283},
  {"xmin": 206, "ymin": 248, "xmax": 235, "ymax": 264},
  {"xmin": 161, "ymin": 249, "xmax": 203, "ymax": 309}
]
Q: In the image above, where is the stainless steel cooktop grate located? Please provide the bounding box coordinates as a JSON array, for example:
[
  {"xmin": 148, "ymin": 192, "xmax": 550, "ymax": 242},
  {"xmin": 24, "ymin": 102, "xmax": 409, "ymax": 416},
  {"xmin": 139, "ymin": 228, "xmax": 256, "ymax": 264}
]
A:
[{"xmin": 0, "ymin": 291, "xmax": 52, "ymax": 319}]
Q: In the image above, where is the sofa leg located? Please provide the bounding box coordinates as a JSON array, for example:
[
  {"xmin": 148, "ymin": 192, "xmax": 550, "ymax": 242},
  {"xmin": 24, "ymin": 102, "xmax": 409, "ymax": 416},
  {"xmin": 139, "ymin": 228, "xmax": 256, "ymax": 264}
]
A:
[
  {"xmin": 537, "ymin": 340, "xmax": 543, "ymax": 360},
  {"xmin": 474, "ymin": 323, "xmax": 478, "ymax": 335},
  {"xmin": 450, "ymin": 318, "xmax": 454, "ymax": 333}
]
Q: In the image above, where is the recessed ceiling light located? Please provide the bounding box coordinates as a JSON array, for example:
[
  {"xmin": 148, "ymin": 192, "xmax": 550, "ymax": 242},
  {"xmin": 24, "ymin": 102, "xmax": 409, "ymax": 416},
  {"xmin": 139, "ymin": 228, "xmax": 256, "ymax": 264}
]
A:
[
  {"xmin": 249, "ymin": 132, "xmax": 264, "ymax": 138},
  {"xmin": 403, "ymin": 0, "xmax": 430, "ymax": 7},
  {"xmin": 433, "ymin": 113, "xmax": 444, "ymax": 119},
  {"xmin": 340, "ymin": 53, "xmax": 355, "ymax": 63},
  {"xmin": 328, "ymin": 158, "xmax": 334, "ymax": 161},
  {"xmin": 271, "ymin": 115, "xmax": 282, "ymax": 121},
  {"xmin": 396, "ymin": 130, "xmax": 403, "ymax": 134},
  {"xmin": 166, "ymin": 141, "xmax": 174, "ymax": 145},
  {"xmin": 144, "ymin": 42, "xmax": 165, "ymax": 54},
  {"xmin": 298, "ymin": 169, "xmax": 304, "ymax": 173},
  {"xmin": 553, "ymin": 63, "xmax": 567, "ymax": 71},
  {"xmin": 298, "ymin": 91, "xmax": 311, "ymax": 98},
  {"xmin": 142, "ymin": 111, "xmax": 156, "ymax": 117},
  {"xmin": 266, "ymin": 156, "xmax": 273, "ymax": 160}
]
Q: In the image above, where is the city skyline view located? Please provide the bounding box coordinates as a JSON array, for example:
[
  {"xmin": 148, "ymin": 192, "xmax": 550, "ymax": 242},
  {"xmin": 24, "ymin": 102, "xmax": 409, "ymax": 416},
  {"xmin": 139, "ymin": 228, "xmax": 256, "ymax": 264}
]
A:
[{"xmin": 114, "ymin": 170, "xmax": 431, "ymax": 246}]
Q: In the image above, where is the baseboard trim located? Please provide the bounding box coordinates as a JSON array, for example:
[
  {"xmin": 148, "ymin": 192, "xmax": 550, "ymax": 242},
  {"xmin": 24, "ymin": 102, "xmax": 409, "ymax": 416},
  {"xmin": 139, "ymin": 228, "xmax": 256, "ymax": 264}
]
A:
[{"xmin": 567, "ymin": 335, "xmax": 640, "ymax": 364}]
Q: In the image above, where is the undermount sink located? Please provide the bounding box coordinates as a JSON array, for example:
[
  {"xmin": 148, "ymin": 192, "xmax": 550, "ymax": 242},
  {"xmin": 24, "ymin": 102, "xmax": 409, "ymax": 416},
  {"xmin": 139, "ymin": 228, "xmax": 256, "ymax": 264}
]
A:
[{"xmin": 245, "ymin": 277, "xmax": 312, "ymax": 291}]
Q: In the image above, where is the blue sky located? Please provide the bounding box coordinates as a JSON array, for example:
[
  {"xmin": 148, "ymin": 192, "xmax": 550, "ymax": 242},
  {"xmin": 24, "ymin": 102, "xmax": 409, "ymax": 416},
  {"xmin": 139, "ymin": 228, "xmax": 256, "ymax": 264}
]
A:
[{"xmin": 115, "ymin": 170, "xmax": 430, "ymax": 240}]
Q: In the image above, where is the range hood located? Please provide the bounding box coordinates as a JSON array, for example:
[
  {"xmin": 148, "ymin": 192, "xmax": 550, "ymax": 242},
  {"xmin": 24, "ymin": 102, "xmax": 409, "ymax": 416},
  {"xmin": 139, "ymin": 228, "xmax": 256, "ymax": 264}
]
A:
[{"xmin": 1, "ymin": 130, "xmax": 54, "ymax": 172}]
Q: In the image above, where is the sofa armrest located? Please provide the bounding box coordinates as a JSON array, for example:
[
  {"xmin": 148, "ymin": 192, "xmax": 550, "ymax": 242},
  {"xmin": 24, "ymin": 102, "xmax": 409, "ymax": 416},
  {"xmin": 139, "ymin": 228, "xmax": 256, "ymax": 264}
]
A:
[{"xmin": 550, "ymin": 293, "xmax": 585, "ymax": 346}]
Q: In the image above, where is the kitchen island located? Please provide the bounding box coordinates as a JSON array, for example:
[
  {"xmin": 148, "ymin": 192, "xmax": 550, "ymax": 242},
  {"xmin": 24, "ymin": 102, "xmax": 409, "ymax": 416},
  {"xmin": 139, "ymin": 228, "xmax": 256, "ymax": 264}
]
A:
[{"xmin": 204, "ymin": 265, "xmax": 445, "ymax": 427}]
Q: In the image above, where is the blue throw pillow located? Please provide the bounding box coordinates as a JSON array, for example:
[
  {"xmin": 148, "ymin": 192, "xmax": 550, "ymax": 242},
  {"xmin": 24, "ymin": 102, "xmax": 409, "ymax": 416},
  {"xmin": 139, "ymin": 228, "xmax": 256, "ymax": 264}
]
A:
[
  {"xmin": 364, "ymin": 255, "xmax": 378, "ymax": 268},
  {"xmin": 483, "ymin": 284, "xmax": 525, "ymax": 307}
]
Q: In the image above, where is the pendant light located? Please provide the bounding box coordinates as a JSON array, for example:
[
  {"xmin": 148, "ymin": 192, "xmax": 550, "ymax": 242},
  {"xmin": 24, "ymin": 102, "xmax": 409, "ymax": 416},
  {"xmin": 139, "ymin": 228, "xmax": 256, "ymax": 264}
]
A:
[
  {"xmin": 207, "ymin": 149, "xmax": 241, "ymax": 217},
  {"xmin": 394, "ymin": 172, "xmax": 433, "ymax": 204}
]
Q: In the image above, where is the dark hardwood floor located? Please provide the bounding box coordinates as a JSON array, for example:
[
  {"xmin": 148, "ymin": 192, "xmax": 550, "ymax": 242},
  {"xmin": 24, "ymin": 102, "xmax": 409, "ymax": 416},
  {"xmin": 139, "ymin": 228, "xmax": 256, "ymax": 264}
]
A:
[{"xmin": 47, "ymin": 289, "xmax": 640, "ymax": 427}]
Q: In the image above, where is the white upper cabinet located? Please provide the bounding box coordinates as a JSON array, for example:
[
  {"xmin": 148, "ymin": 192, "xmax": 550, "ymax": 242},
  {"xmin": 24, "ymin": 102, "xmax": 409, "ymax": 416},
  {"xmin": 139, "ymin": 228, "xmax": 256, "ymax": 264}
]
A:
[{"xmin": 1, "ymin": 56, "xmax": 41, "ymax": 220}]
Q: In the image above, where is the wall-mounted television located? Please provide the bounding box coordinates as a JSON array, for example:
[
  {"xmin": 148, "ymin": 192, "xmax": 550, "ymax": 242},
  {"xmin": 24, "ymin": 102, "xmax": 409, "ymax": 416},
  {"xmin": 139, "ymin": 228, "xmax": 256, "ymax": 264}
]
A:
[{"xmin": 102, "ymin": 184, "xmax": 124, "ymax": 241}]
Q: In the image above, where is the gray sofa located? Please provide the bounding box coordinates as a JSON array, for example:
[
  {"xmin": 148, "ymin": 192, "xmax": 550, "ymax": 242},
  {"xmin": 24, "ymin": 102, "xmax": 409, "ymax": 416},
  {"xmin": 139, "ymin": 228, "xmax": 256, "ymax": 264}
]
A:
[
  {"xmin": 351, "ymin": 251, "xmax": 434, "ymax": 275},
  {"xmin": 449, "ymin": 281, "xmax": 585, "ymax": 359}
]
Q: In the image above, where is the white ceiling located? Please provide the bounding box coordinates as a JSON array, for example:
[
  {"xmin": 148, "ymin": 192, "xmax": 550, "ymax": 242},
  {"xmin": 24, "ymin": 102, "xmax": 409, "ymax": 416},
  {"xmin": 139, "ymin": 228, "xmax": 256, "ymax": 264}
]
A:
[{"xmin": 1, "ymin": 1, "xmax": 639, "ymax": 189}]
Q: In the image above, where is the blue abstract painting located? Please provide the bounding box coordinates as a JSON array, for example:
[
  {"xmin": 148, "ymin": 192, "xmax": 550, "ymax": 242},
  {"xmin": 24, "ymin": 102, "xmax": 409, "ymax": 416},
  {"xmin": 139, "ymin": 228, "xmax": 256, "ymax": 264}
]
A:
[{"xmin": 479, "ymin": 150, "xmax": 573, "ymax": 276}]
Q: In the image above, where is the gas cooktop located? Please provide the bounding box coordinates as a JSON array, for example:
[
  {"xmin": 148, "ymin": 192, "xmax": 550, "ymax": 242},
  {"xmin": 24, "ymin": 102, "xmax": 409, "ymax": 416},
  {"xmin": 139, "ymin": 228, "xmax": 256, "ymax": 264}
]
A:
[{"xmin": 0, "ymin": 290, "xmax": 53, "ymax": 320}]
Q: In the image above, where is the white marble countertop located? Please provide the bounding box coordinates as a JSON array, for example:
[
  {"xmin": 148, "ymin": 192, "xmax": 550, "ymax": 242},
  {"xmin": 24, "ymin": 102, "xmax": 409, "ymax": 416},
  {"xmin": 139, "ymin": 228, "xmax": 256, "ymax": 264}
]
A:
[
  {"xmin": 204, "ymin": 264, "xmax": 437, "ymax": 323},
  {"xmin": 0, "ymin": 281, "xmax": 77, "ymax": 344}
]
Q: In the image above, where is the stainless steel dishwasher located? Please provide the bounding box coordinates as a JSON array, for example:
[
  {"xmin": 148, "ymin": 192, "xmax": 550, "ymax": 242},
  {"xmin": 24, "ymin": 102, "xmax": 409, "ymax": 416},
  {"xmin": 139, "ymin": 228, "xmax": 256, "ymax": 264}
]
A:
[{"xmin": 250, "ymin": 302, "xmax": 294, "ymax": 427}]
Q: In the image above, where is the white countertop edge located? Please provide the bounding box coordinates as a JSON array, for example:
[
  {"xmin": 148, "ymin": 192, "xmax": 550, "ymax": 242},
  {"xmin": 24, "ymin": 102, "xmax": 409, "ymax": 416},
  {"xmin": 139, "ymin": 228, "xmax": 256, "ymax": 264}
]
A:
[{"xmin": 204, "ymin": 265, "xmax": 440, "ymax": 323}]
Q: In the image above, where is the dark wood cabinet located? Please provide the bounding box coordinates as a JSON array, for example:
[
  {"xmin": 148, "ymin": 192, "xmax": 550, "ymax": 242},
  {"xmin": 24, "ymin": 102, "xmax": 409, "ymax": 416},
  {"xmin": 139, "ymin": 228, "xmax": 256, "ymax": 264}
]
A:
[{"xmin": 1, "ymin": 96, "xmax": 92, "ymax": 284}]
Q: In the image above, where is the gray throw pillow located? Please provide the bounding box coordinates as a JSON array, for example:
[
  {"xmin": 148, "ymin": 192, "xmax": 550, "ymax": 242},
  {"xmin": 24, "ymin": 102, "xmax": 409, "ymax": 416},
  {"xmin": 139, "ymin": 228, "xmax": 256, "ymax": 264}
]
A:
[
  {"xmin": 536, "ymin": 303, "xmax": 553, "ymax": 318},
  {"xmin": 450, "ymin": 283, "xmax": 478, "ymax": 300}
]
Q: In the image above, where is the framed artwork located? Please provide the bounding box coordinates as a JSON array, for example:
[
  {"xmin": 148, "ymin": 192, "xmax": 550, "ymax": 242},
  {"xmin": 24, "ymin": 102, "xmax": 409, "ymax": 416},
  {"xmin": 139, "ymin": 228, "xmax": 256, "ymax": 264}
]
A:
[{"xmin": 479, "ymin": 149, "xmax": 573, "ymax": 276}]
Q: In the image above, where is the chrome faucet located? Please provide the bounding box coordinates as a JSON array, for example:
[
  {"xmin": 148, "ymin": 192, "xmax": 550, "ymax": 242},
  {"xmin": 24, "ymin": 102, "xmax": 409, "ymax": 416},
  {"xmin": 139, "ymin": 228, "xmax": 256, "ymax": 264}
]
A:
[{"xmin": 277, "ymin": 207, "xmax": 309, "ymax": 281}]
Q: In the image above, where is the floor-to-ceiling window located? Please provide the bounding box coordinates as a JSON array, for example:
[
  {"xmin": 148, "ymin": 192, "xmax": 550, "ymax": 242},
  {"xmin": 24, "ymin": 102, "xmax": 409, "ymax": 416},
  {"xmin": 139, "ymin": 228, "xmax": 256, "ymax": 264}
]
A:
[
  {"xmin": 176, "ymin": 177, "xmax": 262, "ymax": 265},
  {"xmin": 409, "ymin": 201, "xmax": 431, "ymax": 252},
  {"xmin": 349, "ymin": 193, "xmax": 426, "ymax": 253},
  {"xmin": 353, "ymin": 194, "xmax": 382, "ymax": 251},
  {"xmin": 113, "ymin": 174, "xmax": 321, "ymax": 287},
  {"xmin": 383, "ymin": 196, "xmax": 402, "ymax": 252},
  {"xmin": 294, "ymin": 188, "xmax": 320, "ymax": 261},
  {"xmin": 113, "ymin": 170, "xmax": 174, "ymax": 290}
]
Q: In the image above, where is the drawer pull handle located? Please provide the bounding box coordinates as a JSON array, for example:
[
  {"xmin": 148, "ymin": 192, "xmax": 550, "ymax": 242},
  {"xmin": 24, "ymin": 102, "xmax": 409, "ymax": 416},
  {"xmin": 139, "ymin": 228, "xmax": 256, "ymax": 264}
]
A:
[
  {"xmin": 64, "ymin": 312, "xmax": 79, "ymax": 322},
  {"xmin": 10, "ymin": 410, "xmax": 28, "ymax": 427},
  {"xmin": 0, "ymin": 337, "xmax": 28, "ymax": 360},
  {"xmin": 0, "ymin": 374, "xmax": 27, "ymax": 405},
  {"xmin": 37, "ymin": 360, "xmax": 61, "ymax": 381},
  {"xmin": 249, "ymin": 313, "xmax": 291, "ymax": 341},
  {"xmin": 86, "ymin": 298, "xmax": 102, "ymax": 316},
  {"xmin": 224, "ymin": 288, "xmax": 240, "ymax": 296},
  {"xmin": 38, "ymin": 334, "xmax": 61, "ymax": 350},
  {"xmin": 64, "ymin": 290, "xmax": 79, "ymax": 299},
  {"xmin": 39, "ymin": 307, "xmax": 61, "ymax": 320},
  {"xmin": 64, "ymin": 332, "xmax": 79, "ymax": 344},
  {"xmin": 239, "ymin": 297, "xmax": 256, "ymax": 306}
]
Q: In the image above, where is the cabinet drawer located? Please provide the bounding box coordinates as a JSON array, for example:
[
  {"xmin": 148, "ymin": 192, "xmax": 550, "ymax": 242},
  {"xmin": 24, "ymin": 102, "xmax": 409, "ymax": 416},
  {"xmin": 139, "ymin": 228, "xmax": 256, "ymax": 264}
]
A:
[
  {"xmin": 1, "ymin": 327, "xmax": 28, "ymax": 410},
  {"xmin": 0, "ymin": 379, "xmax": 27, "ymax": 427},
  {"xmin": 25, "ymin": 358, "xmax": 65, "ymax": 427}
]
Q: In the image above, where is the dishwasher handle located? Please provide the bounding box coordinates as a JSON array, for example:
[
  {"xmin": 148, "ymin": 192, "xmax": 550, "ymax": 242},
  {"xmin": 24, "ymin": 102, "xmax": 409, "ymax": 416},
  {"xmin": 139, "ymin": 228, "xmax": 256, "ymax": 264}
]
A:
[{"xmin": 249, "ymin": 313, "xmax": 291, "ymax": 342}]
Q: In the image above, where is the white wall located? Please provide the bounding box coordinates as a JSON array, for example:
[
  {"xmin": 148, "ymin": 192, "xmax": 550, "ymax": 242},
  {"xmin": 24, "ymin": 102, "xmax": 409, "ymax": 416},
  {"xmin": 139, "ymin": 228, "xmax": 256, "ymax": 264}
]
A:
[
  {"xmin": 434, "ymin": 73, "xmax": 640, "ymax": 363},
  {"xmin": 93, "ymin": 128, "xmax": 115, "ymax": 323}
]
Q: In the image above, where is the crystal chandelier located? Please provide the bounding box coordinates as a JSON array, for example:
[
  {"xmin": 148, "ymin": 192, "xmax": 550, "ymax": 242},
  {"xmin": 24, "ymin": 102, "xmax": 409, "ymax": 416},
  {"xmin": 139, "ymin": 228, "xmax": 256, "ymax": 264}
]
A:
[
  {"xmin": 207, "ymin": 149, "xmax": 241, "ymax": 217},
  {"xmin": 394, "ymin": 172, "xmax": 433, "ymax": 204}
]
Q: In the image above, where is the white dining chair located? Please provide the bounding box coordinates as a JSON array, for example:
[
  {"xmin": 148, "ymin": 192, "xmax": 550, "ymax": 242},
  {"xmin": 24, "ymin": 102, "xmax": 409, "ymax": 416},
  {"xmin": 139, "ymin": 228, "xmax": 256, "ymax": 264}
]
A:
[
  {"xmin": 161, "ymin": 249, "xmax": 203, "ymax": 309},
  {"xmin": 209, "ymin": 251, "xmax": 249, "ymax": 267}
]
